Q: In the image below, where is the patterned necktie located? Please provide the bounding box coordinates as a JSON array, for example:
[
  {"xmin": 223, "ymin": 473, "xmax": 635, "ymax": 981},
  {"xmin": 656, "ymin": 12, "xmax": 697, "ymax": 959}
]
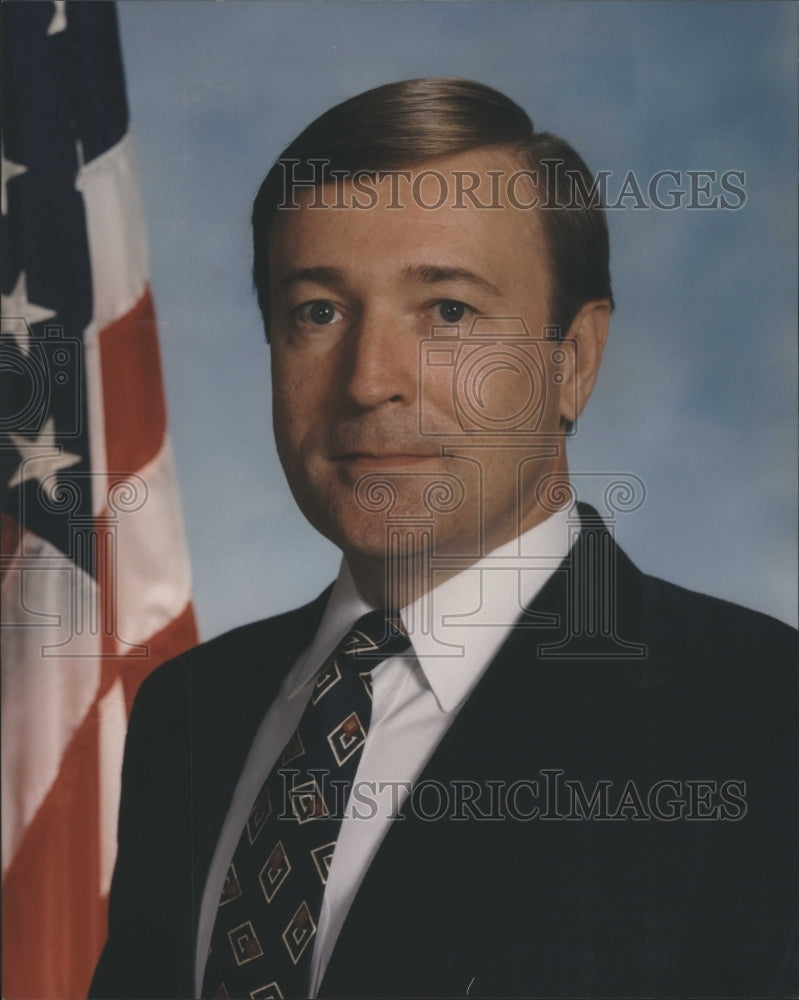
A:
[{"xmin": 201, "ymin": 610, "xmax": 409, "ymax": 1000}]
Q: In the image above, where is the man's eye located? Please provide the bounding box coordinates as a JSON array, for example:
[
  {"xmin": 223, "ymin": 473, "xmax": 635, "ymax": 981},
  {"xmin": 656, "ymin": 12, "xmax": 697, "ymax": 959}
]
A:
[
  {"xmin": 435, "ymin": 300, "xmax": 469, "ymax": 324},
  {"xmin": 296, "ymin": 300, "xmax": 341, "ymax": 326}
]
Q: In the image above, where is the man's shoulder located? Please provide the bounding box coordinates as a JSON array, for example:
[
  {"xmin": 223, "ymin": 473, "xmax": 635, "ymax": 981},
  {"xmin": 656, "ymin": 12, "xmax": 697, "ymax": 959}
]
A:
[
  {"xmin": 574, "ymin": 524, "xmax": 798, "ymax": 722},
  {"xmin": 636, "ymin": 563, "xmax": 796, "ymax": 652},
  {"xmin": 625, "ymin": 560, "xmax": 797, "ymax": 723},
  {"xmin": 577, "ymin": 502, "xmax": 796, "ymax": 657},
  {"xmin": 638, "ymin": 564, "xmax": 793, "ymax": 633},
  {"xmin": 132, "ymin": 585, "xmax": 333, "ymax": 714}
]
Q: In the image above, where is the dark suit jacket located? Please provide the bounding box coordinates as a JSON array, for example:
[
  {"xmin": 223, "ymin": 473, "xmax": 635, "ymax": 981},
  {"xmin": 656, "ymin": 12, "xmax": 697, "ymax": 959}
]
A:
[{"xmin": 90, "ymin": 507, "xmax": 797, "ymax": 998}]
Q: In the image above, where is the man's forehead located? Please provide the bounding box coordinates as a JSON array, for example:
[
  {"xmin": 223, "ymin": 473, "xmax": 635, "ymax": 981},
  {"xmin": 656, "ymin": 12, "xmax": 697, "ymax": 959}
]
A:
[
  {"xmin": 285, "ymin": 147, "xmax": 541, "ymax": 212},
  {"xmin": 266, "ymin": 148, "xmax": 547, "ymax": 282}
]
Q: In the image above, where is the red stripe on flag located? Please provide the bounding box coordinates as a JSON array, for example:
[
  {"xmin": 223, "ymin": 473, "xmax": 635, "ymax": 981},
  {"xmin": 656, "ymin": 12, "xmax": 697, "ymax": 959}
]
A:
[
  {"xmin": 2, "ymin": 701, "xmax": 106, "ymax": 1000},
  {"xmin": 1, "ymin": 509, "xmax": 22, "ymax": 567},
  {"xmin": 99, "ymin": 286, "xmax": 167, "ymax": 484}
]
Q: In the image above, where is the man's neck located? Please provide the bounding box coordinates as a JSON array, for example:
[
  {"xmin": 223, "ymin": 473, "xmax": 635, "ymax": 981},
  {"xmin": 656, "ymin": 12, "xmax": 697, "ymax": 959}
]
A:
[{"xmin": 346, "ymin": 495, "xmax": 570, "ymax": 609}]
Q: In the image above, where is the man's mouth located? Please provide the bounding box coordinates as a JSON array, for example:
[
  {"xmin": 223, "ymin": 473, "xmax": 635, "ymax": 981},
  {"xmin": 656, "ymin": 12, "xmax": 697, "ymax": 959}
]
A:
[{"xmin": 332, "ymin": 452, "xmax": 440, "ymax": 470}]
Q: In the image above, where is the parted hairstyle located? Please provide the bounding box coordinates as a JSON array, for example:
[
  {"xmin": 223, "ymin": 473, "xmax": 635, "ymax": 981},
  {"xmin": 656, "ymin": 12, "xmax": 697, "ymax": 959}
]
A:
[{"xmin": 252, "ymin": 77, "xmax": 613, "ymax": 338}]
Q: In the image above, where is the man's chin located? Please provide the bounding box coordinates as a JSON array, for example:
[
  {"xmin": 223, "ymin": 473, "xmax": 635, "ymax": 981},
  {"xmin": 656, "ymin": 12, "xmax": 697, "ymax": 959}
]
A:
[
  {"xmin": 328, "ymin": 525, "xmax": 409, "ymax": 564},
  {"xmin": 316, "ymin": 514, "xmax": 434, "ymax": 564}
]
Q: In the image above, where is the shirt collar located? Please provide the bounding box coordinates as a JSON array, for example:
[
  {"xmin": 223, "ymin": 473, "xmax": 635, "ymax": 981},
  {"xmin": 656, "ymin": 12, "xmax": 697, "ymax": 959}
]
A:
[{"xmin": 289, "ymin": 506, "xmax": 574, "ymax": 712}]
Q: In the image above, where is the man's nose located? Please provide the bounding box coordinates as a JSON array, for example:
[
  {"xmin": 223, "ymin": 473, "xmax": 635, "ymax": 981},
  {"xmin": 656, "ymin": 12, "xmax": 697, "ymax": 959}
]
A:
[{"xmin": 342, "ymin": 308, "xmax": 417, "ymax": 409}]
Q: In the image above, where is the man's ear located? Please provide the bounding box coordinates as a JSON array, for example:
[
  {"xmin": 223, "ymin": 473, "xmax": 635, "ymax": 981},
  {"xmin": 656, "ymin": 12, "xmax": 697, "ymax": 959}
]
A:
[{"xmin": 558, "ymin": 299, "xmax": 611, "ymax": 425}]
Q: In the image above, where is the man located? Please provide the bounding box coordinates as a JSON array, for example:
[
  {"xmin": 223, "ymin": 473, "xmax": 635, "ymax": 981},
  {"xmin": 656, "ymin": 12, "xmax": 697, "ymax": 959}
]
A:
[{"xmin": 91, "ymin": 79, "xmax": 797, "ymax": 999}]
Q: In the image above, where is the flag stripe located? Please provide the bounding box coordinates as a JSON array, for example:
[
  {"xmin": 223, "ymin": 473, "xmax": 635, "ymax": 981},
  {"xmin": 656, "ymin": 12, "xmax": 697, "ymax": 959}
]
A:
[
  {"xmin": 1, "ymin": 535, "xmax": 101, "ymax": 871},
  {"xmin": 110, "ymin": 437, "xmax": 193, "ymax": 645},
  {"xmin": 2, "ymin": 692, "xmax": 107, "ymax": 999},
  {"xmin": 98, "ymin": 678, "xmax": 127, "ymax": 894},
  {"xmin": 1, "ymin": 509, "xmax": 22, "ymax": 563},
  {"xmin": 100, "ymin": 287, "xmax": 166, "ymax": 480},
  {"xmin": 76, "ymin": 133, "xmax": 148, "ymax": 334}
]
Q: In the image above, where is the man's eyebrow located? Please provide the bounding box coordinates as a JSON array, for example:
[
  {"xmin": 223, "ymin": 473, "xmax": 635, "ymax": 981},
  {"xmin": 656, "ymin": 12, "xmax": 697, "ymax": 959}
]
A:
[
  {"xmin": 274, "ymin": 263, "xmax": 503, "ymax": 297},
  {"xmin": 275, "ymin": 266, "xmax": 346, "ymax": 293},
  {"xmin": 402, "ymin": 264, "xmax": 502, "ymax": 297}
]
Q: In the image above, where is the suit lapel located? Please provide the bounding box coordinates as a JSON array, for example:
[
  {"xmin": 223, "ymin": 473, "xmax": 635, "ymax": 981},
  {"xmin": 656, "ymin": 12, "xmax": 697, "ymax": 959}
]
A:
[{"xmin": 189, "ymin": 588, "xmax": 334, "ymax": 932}]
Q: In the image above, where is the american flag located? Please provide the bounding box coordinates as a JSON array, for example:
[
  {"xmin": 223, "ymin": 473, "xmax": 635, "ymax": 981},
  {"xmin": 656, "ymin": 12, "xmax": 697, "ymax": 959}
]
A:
[{"xmin": 1, "ymin": 3, "xmax": 198, "ymax": 996}]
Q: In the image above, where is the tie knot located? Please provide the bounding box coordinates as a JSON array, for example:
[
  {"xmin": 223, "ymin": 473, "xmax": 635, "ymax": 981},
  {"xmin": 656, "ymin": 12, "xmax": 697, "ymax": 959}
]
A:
[{"xmin": 337, "ymin": 609, "xmax": 410, "ymax": 665}]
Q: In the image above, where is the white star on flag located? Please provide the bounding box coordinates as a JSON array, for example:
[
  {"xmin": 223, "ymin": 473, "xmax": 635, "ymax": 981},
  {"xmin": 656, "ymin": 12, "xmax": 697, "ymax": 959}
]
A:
[
  {"xmin": 1, "ymin": 272, "xmax": 57, "ymax": 356},
  {"xmin": 8, "ymin": 416, "xmax": 82, "ymax": 501},
  {"xmin": 1, "ymin": 142, "xmax": 27, "ymax": 216}
]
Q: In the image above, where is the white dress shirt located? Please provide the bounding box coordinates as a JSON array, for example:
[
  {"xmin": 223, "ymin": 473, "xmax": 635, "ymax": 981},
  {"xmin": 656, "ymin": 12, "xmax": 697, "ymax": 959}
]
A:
[{"xmin": 194, "ymin": 507, "xmax": 573, "ymax": 996}]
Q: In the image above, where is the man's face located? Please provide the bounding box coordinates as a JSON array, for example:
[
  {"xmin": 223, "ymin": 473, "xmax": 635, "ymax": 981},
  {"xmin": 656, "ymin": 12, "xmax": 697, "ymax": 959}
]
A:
[{"xmin": 267, "ymin": 150, "xmax": 595, "ymax": 577}]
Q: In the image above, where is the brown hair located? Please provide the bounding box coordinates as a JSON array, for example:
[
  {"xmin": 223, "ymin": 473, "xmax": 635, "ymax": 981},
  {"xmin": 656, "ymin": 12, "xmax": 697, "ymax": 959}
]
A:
[{"xmin": 252, "ymin": 78, "xmax": 613, "ymax": 337}]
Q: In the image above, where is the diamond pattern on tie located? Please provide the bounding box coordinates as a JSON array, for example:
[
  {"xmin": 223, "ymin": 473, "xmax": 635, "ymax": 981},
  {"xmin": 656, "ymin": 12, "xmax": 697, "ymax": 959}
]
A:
[{"xmin": 201, "ymin": 610, "xmax": 409, "ymax": 999}]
